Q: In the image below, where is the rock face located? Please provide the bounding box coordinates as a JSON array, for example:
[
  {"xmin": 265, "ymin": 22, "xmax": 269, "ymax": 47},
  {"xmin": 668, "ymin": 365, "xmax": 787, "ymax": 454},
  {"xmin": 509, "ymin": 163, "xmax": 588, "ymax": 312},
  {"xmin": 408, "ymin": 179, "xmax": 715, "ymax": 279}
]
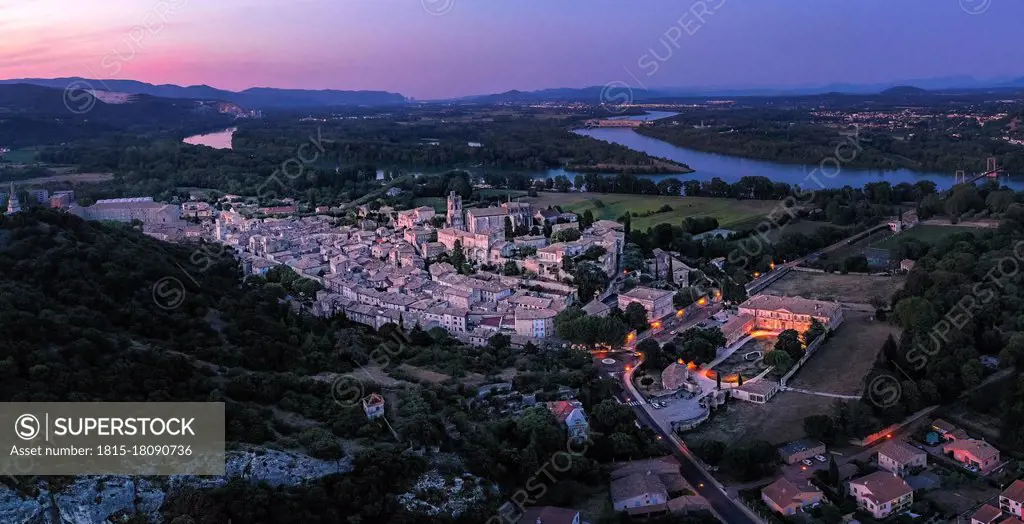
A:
[{"xmin": 0, "ymin": 448, "xmax": 353, "ymax": 524}]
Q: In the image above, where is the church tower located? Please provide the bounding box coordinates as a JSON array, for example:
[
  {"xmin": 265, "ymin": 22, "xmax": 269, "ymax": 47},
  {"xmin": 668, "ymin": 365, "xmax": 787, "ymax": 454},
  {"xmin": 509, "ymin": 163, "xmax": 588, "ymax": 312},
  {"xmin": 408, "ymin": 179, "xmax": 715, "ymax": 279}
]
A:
[
  {"xmin": 5, "ymin": 183, "xmax": 20, "ymax": 215},
  {"xmin": 446, "ymin": 191, "xmax": 465, "ymax": 230}
]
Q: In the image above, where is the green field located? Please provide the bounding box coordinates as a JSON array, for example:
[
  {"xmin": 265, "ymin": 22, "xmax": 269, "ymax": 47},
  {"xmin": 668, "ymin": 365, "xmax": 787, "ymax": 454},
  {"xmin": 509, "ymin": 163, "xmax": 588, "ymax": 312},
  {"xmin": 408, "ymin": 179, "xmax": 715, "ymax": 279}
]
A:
[
  {"xmin": 412, "ymin": 197, "xmax": 447, "ymax": 212},
  {"xmin": 0, "ymin": 148, "xmax": 39, "ymax": 164},
  {"xmin": 526, "ymin": 192, "xmax": 778, "ymax": 231},
  {"xmin": 874, "ymin": 225, "xmax": 988, "ymax": 250}
]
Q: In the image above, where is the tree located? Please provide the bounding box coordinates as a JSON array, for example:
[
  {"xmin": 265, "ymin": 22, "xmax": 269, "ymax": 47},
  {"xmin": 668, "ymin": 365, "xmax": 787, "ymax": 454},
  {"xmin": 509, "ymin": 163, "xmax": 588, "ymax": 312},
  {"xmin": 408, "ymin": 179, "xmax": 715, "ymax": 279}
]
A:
[
  {"xmin": 667, "ymin": 257, "xmax": 675, "ymax": 285},
  {"xmin": 581, "ymin": 209, "xmax": 595, "ymax": 229},
  {"xmin": 488, "ymin": 333, "xmax": 511, "ymax": 352},
  {"xmin": 764, "ymin": 350, "xmax": 793, "ymax": 372},
  {"xmin": 624, "ymin": 302, "xmax": 649, "ymax": 332},
  {"xmin": 775, "ymin": 329, "xmax": 803, "ymax": 359},
  {"xmin": 803, "ymin": 318, "xmax": 826, "ymax": 346},
  {"xmin": 673, "ymin": 288, "xmax": 698, "ymax": 309},
  {"xmin": 504, "ymin": 216, "xmax": 514, "ymax": 241},
  {"xmin": 573, "ymin": 261, "xmax": 609, "ymax": 303},
  {"xmin": 637, "ymin": 338, "xmax": 668, "ymax": 369},
  {"xmin": 828, "ymin": 455, "xmax": 840, "ymax": 486},
  {"xmin": 551, "ymin": 228, "xmax": 582, "ymax": 243},
  {"xmin": 450, "ymin": 239, "xmax": 467, "ymax": 274},
  {"xmin": 803, "ymin": 414, "xmax": 837, "ymax": 444}
]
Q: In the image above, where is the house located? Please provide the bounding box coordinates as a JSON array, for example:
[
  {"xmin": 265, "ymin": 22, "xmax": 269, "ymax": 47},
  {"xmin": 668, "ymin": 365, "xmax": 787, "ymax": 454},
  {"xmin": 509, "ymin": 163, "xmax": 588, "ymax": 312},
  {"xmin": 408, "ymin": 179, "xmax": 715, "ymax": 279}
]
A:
[
  {"xmin": 931, "ymin": 418, "xmax": 959, "ymax": 438},
  {"xmin": 738, "ymin": 294, "xmax": 844, "ymax": 333},
  {"xmin": 943, "ymin": 439, "xmax": 1000, "ymax": 471},
  {"xmin": 609, "ymin": 457, "xmax": 698, "ymax": 515},
  {"xmin": 778, "ymin": 439, "xmax": 825, "ymax": 465},
  {"xmin": 647, "ymin": 248, "xmax": 692, "ymax": 284},
  {"xmin": 546, "ymin": 400, "xmax": 589, "ymax": 441},
  {"xmin": 877, "ymin": 439, "xmax": 927, "ymax": 476},
  {"xmin": 848, "ymin": 471, "xmax": 914, "ymax": 519},
  {"xmin": 900, "ymin": 259, "xmax": 916, "ymax": 272},
  {"xmin": 582, "ymin": 299, "xmax": 611, "ymax": 317},
  {"xmin": 971, "ymin": 504, "xmax": 1003, "ymax": 524},
  {"xmin": 731, "ymin": 379, "xmax": 780, "ymax": 404},
  {"xmin": 515, "ymin": 308, "xmax": 557, "ymax": 338},
  {"xmin": 518, "ymin": 507, "xmax": 580, "ymax": 524},
  {"xmin": 362, "ymin": 393, "xmax": 385, "ymax": 419},
  {"xmin": 617, "ymin": 286, "xmax": 674, "ymax": 321},
  {"xmin": 761, "ymin": 478, "xmax": 823, "ymax": 515},
  {"xmin": 1000, "ymin": 479, "xmax": 1024, "ymax": 517}
]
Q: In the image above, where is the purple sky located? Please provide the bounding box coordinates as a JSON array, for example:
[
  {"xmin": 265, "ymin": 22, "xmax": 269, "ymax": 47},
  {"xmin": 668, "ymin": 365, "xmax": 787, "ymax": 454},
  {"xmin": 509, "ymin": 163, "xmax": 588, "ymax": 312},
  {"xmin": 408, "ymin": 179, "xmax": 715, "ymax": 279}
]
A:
[{"xmin": 2, "ymin": 0, "xmax": 1022, "ymax": 99}]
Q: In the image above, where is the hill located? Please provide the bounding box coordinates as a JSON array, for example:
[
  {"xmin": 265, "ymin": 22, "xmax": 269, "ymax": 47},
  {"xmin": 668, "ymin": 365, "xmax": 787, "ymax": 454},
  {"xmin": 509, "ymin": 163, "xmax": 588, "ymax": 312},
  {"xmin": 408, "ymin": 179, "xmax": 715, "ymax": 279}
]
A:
[
  {"xmin": 0, "ymin": 77, "xmax": 408, "ymax": 109},
  {"xmin": 0, "ymin": 83, "xmax": 236, "ymax": 148}
]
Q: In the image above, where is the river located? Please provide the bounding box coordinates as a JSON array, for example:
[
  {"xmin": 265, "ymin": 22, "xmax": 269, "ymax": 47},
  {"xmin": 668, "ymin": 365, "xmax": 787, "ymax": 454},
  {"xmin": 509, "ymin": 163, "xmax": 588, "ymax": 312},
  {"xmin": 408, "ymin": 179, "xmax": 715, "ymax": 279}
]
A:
[
  {"xmin": 183, "ymin": 117, "xmax": 1020, "ymax": 190},
  {"xmin": 552, "ymin": 112, "xmax": 1021, "ymax": 191},
  {"xmin": 183, "ymin": 127, "xmax": 236, "ymax": 149}
]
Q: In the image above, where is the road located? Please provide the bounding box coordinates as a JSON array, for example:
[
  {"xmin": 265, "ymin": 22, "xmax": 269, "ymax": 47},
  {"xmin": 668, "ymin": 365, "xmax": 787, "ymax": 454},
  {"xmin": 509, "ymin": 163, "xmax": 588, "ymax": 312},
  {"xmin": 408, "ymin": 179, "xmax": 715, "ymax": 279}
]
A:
[{"xmin": 617, "ymin": 364, "xmax": 760, "ymax": 524}]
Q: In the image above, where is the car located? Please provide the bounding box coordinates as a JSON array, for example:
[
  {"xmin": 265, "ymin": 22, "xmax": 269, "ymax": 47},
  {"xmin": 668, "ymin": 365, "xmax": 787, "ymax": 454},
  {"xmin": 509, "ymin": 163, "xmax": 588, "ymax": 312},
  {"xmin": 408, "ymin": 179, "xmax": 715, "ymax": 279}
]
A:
[
  {"xmin": 697, "ymin": 322, "xmax": 707, "ymax": 327},
  {"xmin": 814, "ymin": 455, "xmax": 827, "ymax": 463},
  {"xmin": 670, "ymin": 330, "xmax": 677, "ymax": 335},
  {"xmin": 802, "ymin": 459, "xmax": 814, "ymax": 466}
]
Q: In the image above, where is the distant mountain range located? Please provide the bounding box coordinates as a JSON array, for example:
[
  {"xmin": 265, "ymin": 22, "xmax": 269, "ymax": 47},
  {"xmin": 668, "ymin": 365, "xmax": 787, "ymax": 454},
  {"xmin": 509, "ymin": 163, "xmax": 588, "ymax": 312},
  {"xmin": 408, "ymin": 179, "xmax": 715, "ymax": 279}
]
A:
[
  {"xmin": 0, "ymin": 78, "xmax": 408, "ymax": 109},
  {"xmin": 2, "ymin": 75, "xmax": 1023, "ymax": 109},
  {"xmin": 450, "ymin": 76, "xmax": 1024, "ymax": 103},
  {"xmin": 0, "ymin": 83, "xmax": 236, "ymax": 148}
]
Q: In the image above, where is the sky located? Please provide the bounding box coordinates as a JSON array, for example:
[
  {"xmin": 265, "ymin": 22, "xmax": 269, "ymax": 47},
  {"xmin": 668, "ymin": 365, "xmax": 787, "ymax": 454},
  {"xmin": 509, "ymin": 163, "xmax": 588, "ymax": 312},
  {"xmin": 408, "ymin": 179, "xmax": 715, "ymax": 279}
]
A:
[{"xmin": 1, "ymin": 0, "xmax": 1023, "ymax": 99}]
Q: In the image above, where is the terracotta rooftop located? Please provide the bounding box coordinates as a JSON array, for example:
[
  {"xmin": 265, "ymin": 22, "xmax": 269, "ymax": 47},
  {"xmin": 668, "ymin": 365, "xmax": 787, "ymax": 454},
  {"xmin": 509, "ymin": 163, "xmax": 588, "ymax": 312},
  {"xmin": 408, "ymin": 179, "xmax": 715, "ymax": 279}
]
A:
[
  {"xmin": 1002, "ymin": 479, "xmax": 1024, "ymax": 503},
  {"xmin": 877, "ymin": 439, "xmax": 925, "ymax": 465},
  {"xmin": 849, "ymin": 471, "xmax": 913, "ymax": 505},
  {"xmin": 970, "ymin": 504, "xmax": 1002, "ymax": 524},
  {"xmin": 761, "ymin": 478, "xmax": 821, "ymax": 509},
  {"xmin": 943, "ymin": 439, "xmax": 1000, "ymax": 462}
]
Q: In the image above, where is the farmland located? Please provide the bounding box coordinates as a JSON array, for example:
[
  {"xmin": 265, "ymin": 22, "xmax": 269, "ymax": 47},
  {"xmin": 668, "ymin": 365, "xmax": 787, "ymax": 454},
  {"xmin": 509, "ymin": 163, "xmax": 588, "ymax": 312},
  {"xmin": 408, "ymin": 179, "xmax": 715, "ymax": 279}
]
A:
[{"xmin": 524, "ymin": 192, "xmax": 778, "ymax": 231}]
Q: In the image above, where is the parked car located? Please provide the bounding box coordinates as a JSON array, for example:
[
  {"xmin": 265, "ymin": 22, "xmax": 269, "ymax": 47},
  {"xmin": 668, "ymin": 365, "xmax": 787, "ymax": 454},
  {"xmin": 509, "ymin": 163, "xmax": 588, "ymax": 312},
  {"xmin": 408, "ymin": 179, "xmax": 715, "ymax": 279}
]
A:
[
  {"xmin": 814, "ymin": 455, "xmax": 827, "ymax": 463},
  {"xmin": 802, "ymin": 459, "xmax": 815, "ymax": 466},
  {"xmin": 670, "ymin": 330, "xmax": 677, "ymax": 335}
]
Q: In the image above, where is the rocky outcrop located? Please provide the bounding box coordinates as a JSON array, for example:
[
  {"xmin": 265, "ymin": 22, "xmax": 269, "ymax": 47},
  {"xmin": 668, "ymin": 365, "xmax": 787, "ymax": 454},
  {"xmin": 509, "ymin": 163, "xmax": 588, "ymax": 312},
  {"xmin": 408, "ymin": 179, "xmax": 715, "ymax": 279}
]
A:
[{"xmin": 0, "ymin": 448, "xmax": 353, "ymax": 524}]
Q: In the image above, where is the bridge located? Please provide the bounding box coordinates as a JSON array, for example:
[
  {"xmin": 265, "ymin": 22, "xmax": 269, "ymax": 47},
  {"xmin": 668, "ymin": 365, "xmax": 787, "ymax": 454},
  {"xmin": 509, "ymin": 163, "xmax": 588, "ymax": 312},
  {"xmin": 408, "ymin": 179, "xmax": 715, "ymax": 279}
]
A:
[{"xmin": 953, "ymin": 157, "xmax": 1003, "ymax": 186}]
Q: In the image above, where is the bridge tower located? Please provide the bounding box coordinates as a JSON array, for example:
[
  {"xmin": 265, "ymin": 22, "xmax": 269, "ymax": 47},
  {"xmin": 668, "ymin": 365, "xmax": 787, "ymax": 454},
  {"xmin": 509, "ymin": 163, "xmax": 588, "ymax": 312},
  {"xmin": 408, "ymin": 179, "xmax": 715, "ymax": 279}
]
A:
[{"xmin": 955, "ymin": 170, "xmax": 966, "ymax": 184}]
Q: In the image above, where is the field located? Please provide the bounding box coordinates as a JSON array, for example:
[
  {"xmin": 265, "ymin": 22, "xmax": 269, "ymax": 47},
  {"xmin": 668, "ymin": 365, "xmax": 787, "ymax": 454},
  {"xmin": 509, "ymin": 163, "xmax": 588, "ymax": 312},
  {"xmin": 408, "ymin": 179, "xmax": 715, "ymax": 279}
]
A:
[
  {"xmin": 525, "ymin": 192, "xmax": 779, "ymax": 231},
  {"xmin": 764, "ymin": 271, "xmax": 906, "ymax": 305},
  {"xmin": 9, "ymin": 172, "xmax": 115, "ymax": 185},
  {"xmin": 874, "ymin": 225, "xmax": 988, "ymax": 250},
  {"xmin": 412, "ymin": 196, "xmax": 447, "ymax": 212},
  {"xmin": 819, "ymin": 227, "xmax": 895, "ymax": 262},
  {"xmin": 787, "ymin": 311, "xmax": 900, "ymax": 395},
  {"xmin": 682, "ymin": 391, "xmax": 836, "ymax": 447},
  {"xmin": 0, "ymin": 148, "xmax": 39, "ymax": 164}
]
